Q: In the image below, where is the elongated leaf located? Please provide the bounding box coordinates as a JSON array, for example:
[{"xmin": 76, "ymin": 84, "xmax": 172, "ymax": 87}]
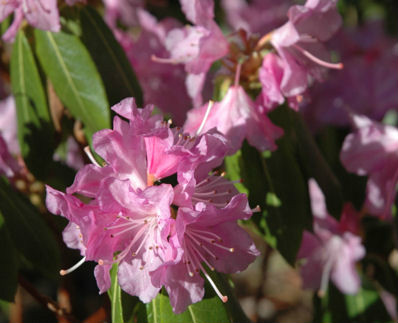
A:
[
  {"xmin": 0, "ymin": 213, "xmax": 18, "ymax": 302},
  {"xmin": 0, "ymin": 177, "xmax": 60, "ymax": 278},
  {"xmin": 226, "ymin": 106, "xmax": 313, "ymax": 264},
  {"xmin": 35, "ymin": 29, "xmax": 110, "ymax": 141},
  {"xmin": 108, "ymin": 264, "xmax": 124, "ymax": 323},
  {"xmin": 147, "ymin": 292, "xmax": 231, "ymax": 323},
  {"xmin": 10, "ymin": 30, "xmax": 55, "ymax": 180},
  {"xmin": 80, "ymin": 6, "xmax": 143, "ymax": 106},
  {"xmin": 294, "ymin": 112, "xmax": 343, "ymax": 217}
]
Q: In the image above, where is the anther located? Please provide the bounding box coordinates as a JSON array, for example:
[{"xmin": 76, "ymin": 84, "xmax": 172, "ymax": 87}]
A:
[{"xmin": 60, "ymin": 257, "xmax": 86, "ymax": 276}]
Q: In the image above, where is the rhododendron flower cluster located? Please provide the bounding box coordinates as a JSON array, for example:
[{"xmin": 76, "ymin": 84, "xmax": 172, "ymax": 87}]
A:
[
  {"xmin": 1, "ymin": 0, "xmax": 397, "ymax": 321},
  {"xmin": 46, "ymin": 98, "xmax": 259, "ymax": 313}
]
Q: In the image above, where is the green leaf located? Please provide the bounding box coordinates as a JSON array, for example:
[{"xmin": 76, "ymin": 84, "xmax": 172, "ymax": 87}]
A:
[
  {"xmin": 80, "ymin": 6, "xmax": 143, "ymax": 106},
  {"xmin": 108, "ymin": 263, "xmax": 123, "ymax": 323},
  {"xmin": 293, "ymin": 111, "xmax": 343, "ymax": 216},
  {"xmin": 0, "ymin": 177, "xmax": 60, "ymax": 278},
  {"xmin": 227, "ymin": 106, "xmax": 314, "ymax": 264},
  {"xmin": 313, "ymin": 279, "xmax": 393, "ymax": 323},
  {"xmin": 10, "ymin": 30, "xmax": 55, "ymax": 180},
  {"xmin": 0, "ymin": 214, "xmax": 18, "ymax": 302},
  {"xmin": 147, "ymin": 292, "xmax": 231, "ymax": 323},
  {"xmin": 35, "ymin": 29, "xmax": 110, "ymax": 141},
  {"xmin": 224, "ymin": 150, "xmax": 248, "ymax": 195}
]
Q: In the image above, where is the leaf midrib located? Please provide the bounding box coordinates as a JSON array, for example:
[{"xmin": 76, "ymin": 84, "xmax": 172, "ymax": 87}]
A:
[{"xmin": 44, "ymin": 32, "xmax": 94, "ymax": 131}]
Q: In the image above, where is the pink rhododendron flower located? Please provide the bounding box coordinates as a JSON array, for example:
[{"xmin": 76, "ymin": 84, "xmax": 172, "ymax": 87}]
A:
[
  {"xmin": 300, "ymin": 21, "xmax": 398, "ymax": 130},
  {"xmin": 297, "ymin": 179, "xmax": 365, "ymax": 295},
  {"xmin": 184, "ymin": 84, "xmax": 283, "ymax": 154},
  {"xmin": 0, "ymin": 134, "xmax": 20, "ymax": 177},
  {"xmin": 0, "ymin": 0, "xmax": 60, "ymax": 42},
  {"xmin": 0, "ymin": 95, "xmax": 19, "ymax": 155},
  {"xmin": 46, "ymin": 97, "xmax": 259, "ymax": 309},
  {"xmin": 154, "ymin": 0, "xmax": 229, "ymax": 107},
  {"xmin": 258, "ymin": 53, "xmax": 286, "ymax": 111},
  {"xmin": 103, "ymin": 0, "xmax": 143, "ymax": 28},
  {"xmin": 115, "ymin": 9, "xmax": 191, "ymax": 124},
  {"xmin": 221, "ymin": 0, "xmax": 290, "ymax": 35},
  {"xmin": 340, "ymin": 115, "xmax": 398, "ymax": 220},
  {"xmin": 266, "ymin": 0, "xmax": 342, "ymax": 105},
  {"xmin": 151, "ymin": 195, "xmax": 260, "ymax": 313}
]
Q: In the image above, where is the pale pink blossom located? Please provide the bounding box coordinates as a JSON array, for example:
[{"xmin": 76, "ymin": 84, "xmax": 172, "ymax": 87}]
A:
[
  {"xmin": 340, "ymin": 115, "xmax": 398, "ymax": 220},
  {"xmin": 0, "ymin": 0, "xmax": 60, "ymax": 42},
  {"xmin": 301, "ymin": 21, "xmax": 398, "ymax": 130},
  {"xmin": 46, "ymin": 97, "xmax": 251, "ymax": 306},
  {"xmin": 0, "ymin": 95, "xmax": 19, "ymax": 155},
  {"xmin": 298, "ymin": 179, "xmax": 364, "ymax": 295},
  {"xmin": 184, "ymin": 85, "xmax": 283, "ymax": 153},
  {"xmin": 116, "ymin": 10, "xmax": 191, "ymax": 124},
  {"xmin": 0, "ymin": 134, "xmax": 20, "ymax": 177},
  {"xmin": 154, "ymin": 0, "xmax": 229, "ymax": 107},
  {"xmin": 268, "ymin": 0, "xmax": 342, "ymax": 102},
  {"xmin": 151, "ymin": 195, "xmax": 260, "ymax": 313},
  {"xmin": 221, "ymin": 0, "xmax": 290, "ymax": 35}
]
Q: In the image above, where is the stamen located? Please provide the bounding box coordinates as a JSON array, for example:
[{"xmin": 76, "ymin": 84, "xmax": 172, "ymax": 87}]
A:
[
  {"xmin": 234, "ymin": 63, "xmax": 242, "ymax": 87},
  {"xmin": 189, "ymin": 230, "xmax": 234, "ymax": 252},
  {"xmin": 60, "ymin": 257, "xmax": 86, "ymax": 276},
  {"xmin": 84, "ymin": 146, "xmax": 101, "ymax": 167},
  {"xmin": 318, "ymin": 256, "xmax": 334, "ymax": 297},
  {"xmin": 294, "ymin": 45, "xmax": 343, "ymax": 70},
  {"xmin": 252, "ymin": 205, "xmax": 261, "ymax": 213},
  {"xmin": 194, "ymin": 191, "xmax": 232, "ymax": 198},
  {"xmin": 196, "ymin": 101, "xmax": 214, "ymax": 136},
  {"xmin": 151, "ymin": 55, "xmax": 178, "ymax": 65},
  {"xmin": 382, "ymin": 167, "xmax": 398, "ymax": 220},
  {"xmin": 204, "ymin": 270, "xmax": 228, "ymax": 302},
  {"xmin": 186, "ymin": 232, "xmax": 217, "ymax": 261}
]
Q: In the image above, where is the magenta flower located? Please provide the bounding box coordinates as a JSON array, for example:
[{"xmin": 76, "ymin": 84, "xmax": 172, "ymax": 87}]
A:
[
  {"xmin": 103, "ymin": 0, "xmax": 143, "ymax": 28},
  {"xmin": 221, "ymin": 0, "xmax": 290, "ymax": 35},
  {"xmin": 184, "ymin": 85, "xmax": 283, "ymax": 153},
  {"xmin": 340, "ymin": 115, "xmax": 398, "ymax": 220},
  {"xmin": 300, "ymin": 21, "xmax": 398, "ymax": 131},
  {"xmin": 151, "ymin": 194, "xmax": 260, "ymax": 313},
  {"xmin": 258, "ymin": 53, "xmax": 285, "ymax": 111},
  {"xmin": 153, "ymin": 0, "xmax": 229, "ymax": 107},
  {"xmin": 45, "ymin": 96, "xmax": 259, "ymax": 308},
  {"xmin": 115, "ymin": 9, "xmax": 191, "ymax": 124},
  {"xmin": 267, "ymin": 0, "xmax": 342, "ymax": 103},
  {"xmin": 46, "ymin": 180, "xmax": 175, "ymax": 302},
  {"xmin": 297, "ymin": 179, "xmax": 365, "ymax": 295},
  {"xmin": 0, "ymin": 96, "xmax": 19, "ymax": 155},
  {"xmin": 0, "ymin": 134, "xmax": 20, "ymax": 178},
  {"xmin": 0, "ymin": 0, "xmax": 60, "ymax": 42}
]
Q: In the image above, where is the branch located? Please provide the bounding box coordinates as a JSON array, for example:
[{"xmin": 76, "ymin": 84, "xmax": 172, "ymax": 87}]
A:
[{"xmin": 18, "ymin": 275, "xmax": 80, "ymax": 323}]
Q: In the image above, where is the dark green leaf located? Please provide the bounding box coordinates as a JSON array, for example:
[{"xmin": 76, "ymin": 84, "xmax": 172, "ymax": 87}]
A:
[
  {"xmin": 313, "ymin": 279, "xmax": 393, "ymax": 323},
  {"xmin": 35, "ymin": 29, "xmax": 110, "ymax": 141},
  {"xmin": 0, "ymin": 214, "xmax": 18, "ymax": 302},
  {"xmin": 226, "ymin": 106, "xmax": 314, "ymax": 265},
  {"xmin": 0, "ymin": 177, "xmax": 60, "ymax": 278},
  {"xmin": 80, "ymin": 6, "xmax": 143, "ymax": 106},
  {"xmin": 10, "ymin": 30, "xmax": 55, "ymax": 180},
  {"xmin": 294, "ymin": 113, "xmax": 343, "ymax": 216},
  {"xmin": 147, "ymin": 292, "xmax": 231, "ymax": 323}
]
